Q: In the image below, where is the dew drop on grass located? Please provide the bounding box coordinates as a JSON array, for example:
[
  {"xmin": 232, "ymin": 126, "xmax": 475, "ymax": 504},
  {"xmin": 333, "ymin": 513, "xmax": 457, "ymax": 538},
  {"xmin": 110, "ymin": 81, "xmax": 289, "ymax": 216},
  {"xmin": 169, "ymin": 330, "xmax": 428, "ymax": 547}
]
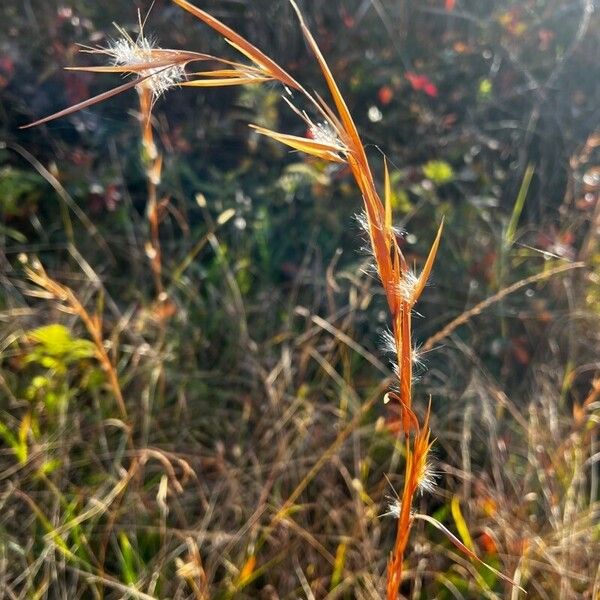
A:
[{"xmin": 368, "ymin": 105, "xmax": 383, "ymax": 122}]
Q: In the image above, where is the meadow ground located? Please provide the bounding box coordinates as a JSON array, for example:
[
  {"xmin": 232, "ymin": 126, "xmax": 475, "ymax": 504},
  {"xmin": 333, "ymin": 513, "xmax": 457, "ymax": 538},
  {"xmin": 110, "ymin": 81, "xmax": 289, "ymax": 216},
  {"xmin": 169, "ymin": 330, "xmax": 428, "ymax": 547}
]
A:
[{"xmin": 0, "ymin": 1, "xmax": 599, "ymax": 598}]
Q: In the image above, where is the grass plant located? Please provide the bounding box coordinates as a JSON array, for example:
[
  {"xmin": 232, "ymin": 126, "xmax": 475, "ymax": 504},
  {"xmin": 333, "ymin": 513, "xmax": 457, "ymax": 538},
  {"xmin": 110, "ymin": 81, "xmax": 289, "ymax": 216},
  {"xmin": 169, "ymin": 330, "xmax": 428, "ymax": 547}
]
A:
[
  {"xmin": 22, "ymin": 1, "xmax": 461, "ymax": 593},
  {"xmin": 2, "ymin": 0, "xmax": 597, "ymax": 598}
]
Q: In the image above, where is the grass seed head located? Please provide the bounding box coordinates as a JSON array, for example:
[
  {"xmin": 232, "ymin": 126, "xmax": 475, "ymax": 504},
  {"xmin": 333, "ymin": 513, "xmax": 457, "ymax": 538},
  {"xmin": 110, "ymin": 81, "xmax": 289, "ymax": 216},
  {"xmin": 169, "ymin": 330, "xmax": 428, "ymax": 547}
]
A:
[
  {"xmin": 106, "ymin": 32, "xmax": 186, "ymax": 99},
  {"xmin": 309, "ymin": 121, "xmax": 343, "ymax": 148},
  {"xmin": 398, "ymin": 269, "xmax": 419, "ymax": 303},
  {"xmin": 416, "ymin": 460, "xmax": 438, "ymax": 494},
  {"xmin": 383, "ymin": 498, "xmax": 402, "ymax": 519}
]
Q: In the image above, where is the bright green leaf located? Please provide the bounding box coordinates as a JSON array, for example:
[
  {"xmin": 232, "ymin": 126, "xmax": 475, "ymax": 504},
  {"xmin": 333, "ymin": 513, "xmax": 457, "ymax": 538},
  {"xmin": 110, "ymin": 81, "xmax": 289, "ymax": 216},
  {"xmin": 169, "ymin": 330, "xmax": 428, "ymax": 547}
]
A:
[{"xmin": 423, "ymin": 160, "xmax": 454, "ymax": 185}]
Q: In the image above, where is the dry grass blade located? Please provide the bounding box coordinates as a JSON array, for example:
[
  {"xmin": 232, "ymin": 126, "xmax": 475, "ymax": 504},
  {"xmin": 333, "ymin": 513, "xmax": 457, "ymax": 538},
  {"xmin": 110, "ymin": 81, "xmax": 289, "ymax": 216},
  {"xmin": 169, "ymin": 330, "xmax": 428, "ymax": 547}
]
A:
[
  {"xmin": 269, "ymin": 382, "xmax": 388, "ymax": 529},
  {"xmin": 23, "ymin": 262, "xmax": 128, "ymax": 420},
  {"xmin": 410, "ymin": 218, "xmax": 444, "ymax": 306},
  {"xmin": 184, "ymin": 63, "xmax": 274, "ymax": 86},
  {"xmin": 384, "ymin": 158, "xmax": 393, "ymax": 242},
  {"xmin": 171, "ymin": 0, "xmax": 301, "ymax": 90},
  {"xmin": 310, "ymin": 314, "xmax": 388, "ymax": 373},
  {"xmin": 50, "ymin": 467, "xmax": 134, "ymax": 538},
  {"xmin": 21, "ymin": 72, "xmax": 156, "ymax": 129},
  {"xmin": 288, "ymin": 0, "xmax": 369, "ymax": 172},
  {"xmin": 250, "ymin": 125, "xmax": 348, "ymax": 163},
  {"xmin": 3, "ymin": 141, "xmax": 111, "ymax": 257},
  {"xmin": 184, "ymin": 76, "xmax": 272, "ymax": 87},
  {"xmin": 188, "ymin": 67, "xmax": 264, "ymax": 78},
  {"xmin": 412, "ymin": 513, "xmax": 527, "ymax": 593},
  {"xmin": 422, "ymin": 261, "xmax": 585, "ymax": 351}
]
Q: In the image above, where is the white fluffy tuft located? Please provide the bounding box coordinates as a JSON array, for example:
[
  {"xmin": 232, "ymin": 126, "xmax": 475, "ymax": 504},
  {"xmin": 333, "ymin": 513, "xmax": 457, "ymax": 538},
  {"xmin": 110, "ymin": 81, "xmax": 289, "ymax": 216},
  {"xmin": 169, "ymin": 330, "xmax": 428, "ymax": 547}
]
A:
[
  {"xmin": 309, "ymin": 121, "xmax": 342, "ymax": 148},
  {"xmin": 107, "ymin": 34, "xmax": 185, "ymax": 98}
]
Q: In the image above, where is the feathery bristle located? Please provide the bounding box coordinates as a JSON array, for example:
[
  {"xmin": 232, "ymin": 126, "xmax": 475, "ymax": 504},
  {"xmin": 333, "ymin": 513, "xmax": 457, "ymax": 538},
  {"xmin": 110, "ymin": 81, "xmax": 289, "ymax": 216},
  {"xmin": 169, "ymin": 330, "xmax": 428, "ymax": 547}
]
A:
[
  {"xmin": 383, "ymin": 497, "xmax": 402, "ymax": 519},
  {"xmin": 380, "ymin": 329, "xmax": 397, "ymax": 355},
  {"xmin": 107, "ymin": 33, "xmax": 186, "ymax": 98},
  {"xmin": 309, "ymin": 121, "xmax": 342, "ymax": 147},
  {"xmin": 398, "ymin": 269, "xmax": 418, "ymax": 303},
  {"xmin": 417, "ymin": 461, "xmax": 438, "ymax": 494}
]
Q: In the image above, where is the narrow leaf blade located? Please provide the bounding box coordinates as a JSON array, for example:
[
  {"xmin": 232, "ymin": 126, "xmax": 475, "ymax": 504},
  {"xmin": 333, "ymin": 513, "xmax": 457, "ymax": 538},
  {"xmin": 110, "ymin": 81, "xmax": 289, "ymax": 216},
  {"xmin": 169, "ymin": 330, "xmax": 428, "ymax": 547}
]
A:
[
  {"xmin": 384, "ymin": 158, "xmax": 392, "ymax": 235},
  {"xmin": 250, "ymin": 125, "xmax": 347, "ymax": 163},
  {"xmin": 288, "ymin": 0, "xmax": 368, "ymax": 170},
  {"xmin": 171, "ymin": 0, "xmax": 300, "ymax": 90},
  {"xmin": 451, "ymin": 495, "xmax": 475, "ymax": 552},
  {"xmin": 411, "ymin": 218, "xmax": 444, "ymax": 305},
  {"xmin": 413, "ymin": 513, "xmax": 526, "ymax": 592},
  {"xmin": 22, "ymin": 75, "xmax": 152, "ymax": 129},
  {"xmin": 183, "ymin": 76, "xmax": 271, "ymax": 87}
]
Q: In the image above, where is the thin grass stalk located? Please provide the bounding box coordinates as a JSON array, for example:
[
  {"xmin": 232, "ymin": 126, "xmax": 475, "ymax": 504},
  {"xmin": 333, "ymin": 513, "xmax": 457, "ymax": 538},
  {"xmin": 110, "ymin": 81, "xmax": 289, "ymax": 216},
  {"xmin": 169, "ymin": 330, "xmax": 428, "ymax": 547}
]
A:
[
  {"xmin": 24, "ymin": 261, "xmax": 128, "ymax": 421},
  {"xmin": 137, "ymin": 84, "xmax": 164, "ymax": 297}
]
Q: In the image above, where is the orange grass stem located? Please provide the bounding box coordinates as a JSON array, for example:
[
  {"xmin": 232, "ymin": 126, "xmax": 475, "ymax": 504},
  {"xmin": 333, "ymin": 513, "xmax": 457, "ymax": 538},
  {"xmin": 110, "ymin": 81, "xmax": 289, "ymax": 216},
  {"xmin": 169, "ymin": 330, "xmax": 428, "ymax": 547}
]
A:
[{"xmin": 137, "ymin": 84, "xmax": 164, "ymax": 296}]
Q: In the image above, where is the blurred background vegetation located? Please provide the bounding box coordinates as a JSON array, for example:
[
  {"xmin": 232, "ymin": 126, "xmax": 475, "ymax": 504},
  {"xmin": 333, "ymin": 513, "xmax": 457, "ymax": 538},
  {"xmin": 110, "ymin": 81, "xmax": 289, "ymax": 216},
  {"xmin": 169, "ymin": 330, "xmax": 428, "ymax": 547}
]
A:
[{"xmin": 1, "ymin": 0, "xmax": 599, "ymax": 598}]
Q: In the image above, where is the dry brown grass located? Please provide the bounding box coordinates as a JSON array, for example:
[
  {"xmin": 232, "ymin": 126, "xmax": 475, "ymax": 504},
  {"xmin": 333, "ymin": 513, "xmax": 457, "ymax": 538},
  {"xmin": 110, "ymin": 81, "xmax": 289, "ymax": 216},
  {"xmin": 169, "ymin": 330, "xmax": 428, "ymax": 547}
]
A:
[{"xmin": 6, "ymin": 1, "xmax": 597, "ymax": 598}]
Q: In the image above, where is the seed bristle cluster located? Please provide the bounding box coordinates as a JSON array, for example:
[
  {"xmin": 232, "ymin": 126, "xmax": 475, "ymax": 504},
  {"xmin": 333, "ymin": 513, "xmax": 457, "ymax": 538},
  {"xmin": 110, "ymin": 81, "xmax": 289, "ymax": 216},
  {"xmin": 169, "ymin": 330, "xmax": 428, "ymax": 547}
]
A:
[
  {"xmin": 398, "ymin": 269, "xmax": 419, "ymax": 303},
  {"xmin": 108, "ymin": 32, "xmax": 186, "ymax": 98},
  {"xmin": 309, "ymin": 121, "xmax": 342, "ymax": 148},
  {"xmin": 417, "ymin": 460, "xmax": 438, "ymax": 494},
  {"xmin": 380, "ymin": 329, "xmax": 397, "ymax": 355},
  {"xmin": 384, "ymin": 498, "xmax": 403, "ymax": 519}
]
